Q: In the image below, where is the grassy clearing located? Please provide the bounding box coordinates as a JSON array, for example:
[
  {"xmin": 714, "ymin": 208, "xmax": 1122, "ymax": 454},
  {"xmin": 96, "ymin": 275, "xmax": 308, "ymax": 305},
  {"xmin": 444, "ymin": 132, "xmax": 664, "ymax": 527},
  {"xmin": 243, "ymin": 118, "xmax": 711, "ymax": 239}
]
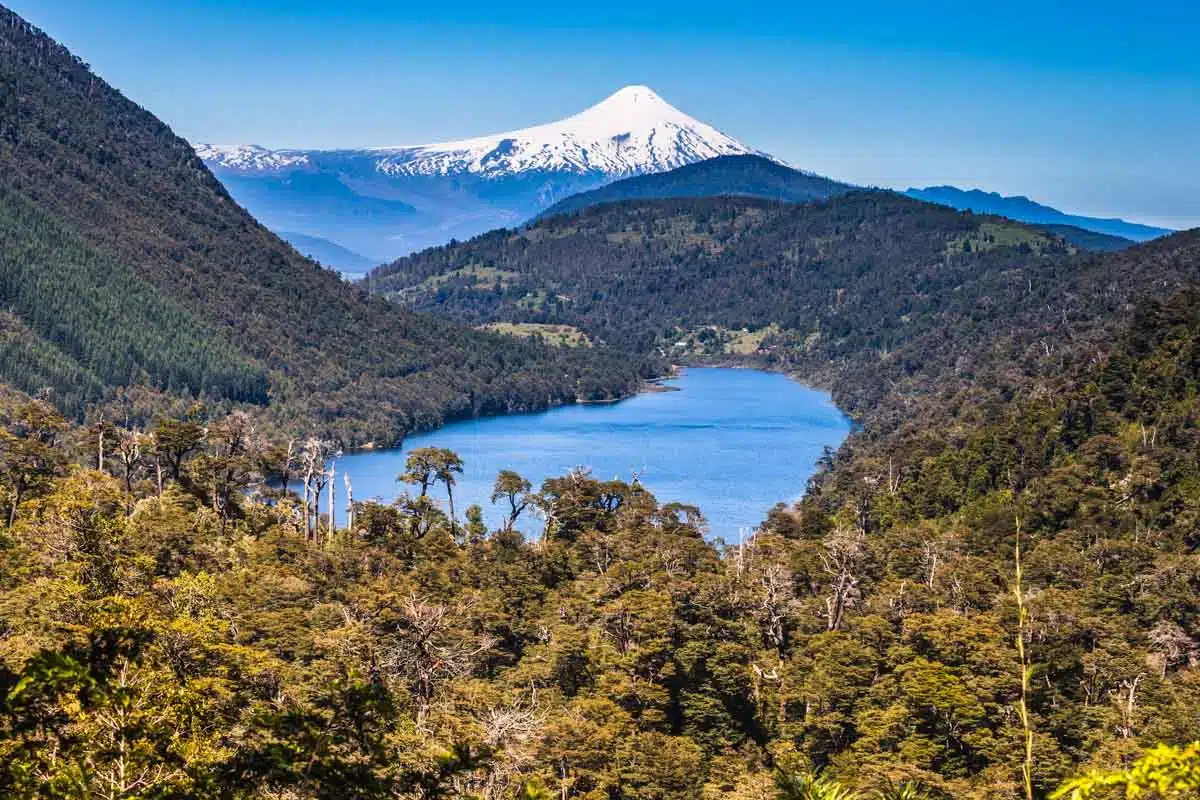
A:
[
  {"xmin": 416, "ymin": 264, "xmax": 521, "ymax": 291},
  {"xmin": 667, "ymin": 324, "xmax": 783, "ymax": 356},
  {"xmin": 947, "ymin": 222, "xmax": 1053, "ymax": 255},
  {"xmin": 482, "ymin": 322, "xmax": 591, "ymax": 347}
]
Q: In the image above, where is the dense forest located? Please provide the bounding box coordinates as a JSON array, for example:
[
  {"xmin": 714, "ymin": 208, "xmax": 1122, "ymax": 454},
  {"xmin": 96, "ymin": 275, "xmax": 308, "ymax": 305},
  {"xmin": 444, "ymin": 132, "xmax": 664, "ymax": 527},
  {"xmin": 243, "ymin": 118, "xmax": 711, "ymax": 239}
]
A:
[
  {"xmin": 0, "ymin": 7, "xmax": 656, "ymax": 445},
  {"xmin": 2, "ymin": 270, "xmax": 1200, "ymax": 798},
  {"xmin": 370, "ymin": 192, "xmax": 1061, "ymax": 356},
  {"xmin": 3, "ymin": 4, "xmax": 1200, "ymax": 798},
  {"xmin": 362, "ymin": 161, "xmax": 1200, "ymax": 796},
  {"xmin": 369, "ymin": 193, "xmax": 1198, "ymax": 416},
  {"xmin": 533, "ymin": 157, "xmax": 1130, "ymax": 254}
]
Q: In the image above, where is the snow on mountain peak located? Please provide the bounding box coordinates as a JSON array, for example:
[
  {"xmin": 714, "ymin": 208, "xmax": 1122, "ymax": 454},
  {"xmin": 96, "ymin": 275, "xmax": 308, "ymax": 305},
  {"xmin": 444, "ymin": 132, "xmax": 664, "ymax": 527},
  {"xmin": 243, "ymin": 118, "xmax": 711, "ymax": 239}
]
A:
[
  {"xmin": 196, "ymin": 86, "xmax": 763, "ymax": 179},
  {"xmin": 369, "ymin": 85, "xmax": 760, "ymax": 178},
  {"xmin": 585, "ymin": 85, "xmax": 673, "ymax": 115},
  {"xmin": 194, "ymin": 143, "xmax": 309, "ymax": 171}
]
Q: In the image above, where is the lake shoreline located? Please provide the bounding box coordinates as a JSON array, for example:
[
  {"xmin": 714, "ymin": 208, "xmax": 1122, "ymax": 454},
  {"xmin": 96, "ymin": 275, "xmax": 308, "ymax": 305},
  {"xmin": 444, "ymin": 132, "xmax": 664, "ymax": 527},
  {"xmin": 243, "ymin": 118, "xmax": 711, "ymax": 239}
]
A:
[
  {"xmin": 354, "ymin": 367, "xmax": 686, "ymax": 450},
  {"xmin": 352, "ymin": 360, "xmax": 840, "ymax": 453},
  {"xmin": 332, "ymin": 368, "xmax": 852, "ymax": 539}
]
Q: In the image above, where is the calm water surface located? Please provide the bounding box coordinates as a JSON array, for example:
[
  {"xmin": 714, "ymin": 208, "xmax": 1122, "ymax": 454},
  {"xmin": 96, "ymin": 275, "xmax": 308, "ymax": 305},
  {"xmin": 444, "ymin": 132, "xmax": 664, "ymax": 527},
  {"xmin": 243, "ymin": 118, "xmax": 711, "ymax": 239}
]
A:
[{"xmin": 333, "ymin": 368, "xmax": 850, "ymax": 541}]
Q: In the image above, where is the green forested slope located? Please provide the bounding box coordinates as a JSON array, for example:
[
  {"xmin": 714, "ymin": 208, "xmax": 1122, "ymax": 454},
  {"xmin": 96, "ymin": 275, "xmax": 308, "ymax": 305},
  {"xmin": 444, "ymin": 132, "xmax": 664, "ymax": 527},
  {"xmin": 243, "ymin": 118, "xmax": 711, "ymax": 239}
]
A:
[
  {"xmin": 370, "ymin": 193, "xmax": 1200, "ymax": 417},
  {"xmin": 783, "ymin": 275, "xmax": 1200, "ymax": 794},
  {"xmin": 538, "ymin": 154, "xmax": 853, "ymax": 217},
  {"xmin": 0, "ymin": 6, "xmax": 653, "ymax": 442},
  {"xmin": 0, "ymin": 188, "xmax": 269, "ymax": 408},
  {"xmin": 371, "ymin": 192, "xmax": 1059, "ymax": 353},
  {"xmin": 0, "ymin": 310, "xmax": 102, "ymax": 410},
  {"xmin": 2, "ymin": 272, "xmax": 1200, "ymax": 799},
  {"xmin": 357, "ymin": 184, "xmax": 1200, "ymax": 795}
]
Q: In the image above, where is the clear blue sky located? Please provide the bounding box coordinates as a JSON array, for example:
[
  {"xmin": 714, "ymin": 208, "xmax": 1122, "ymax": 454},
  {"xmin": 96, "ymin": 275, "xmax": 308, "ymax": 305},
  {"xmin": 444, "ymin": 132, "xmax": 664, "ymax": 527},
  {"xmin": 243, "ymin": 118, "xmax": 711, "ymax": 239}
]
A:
[{"xmin": 9, "ymin": 0, "xmax": 1199, "ymax": 229}]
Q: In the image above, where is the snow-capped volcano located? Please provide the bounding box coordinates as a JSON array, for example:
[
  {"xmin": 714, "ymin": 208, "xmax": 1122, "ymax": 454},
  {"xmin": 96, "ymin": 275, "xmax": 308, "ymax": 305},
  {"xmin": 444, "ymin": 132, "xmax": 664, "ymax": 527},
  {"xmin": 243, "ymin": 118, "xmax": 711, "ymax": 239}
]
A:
[
  {"xmin": 198, "ymin": 86, "xmax": 761, "ymax": 178},
  {"xmin": 368, "ymin": 85, "xmax": 759, "ymax": 178},
  {"xmin": 194, "ymin": 86, "xmax": 772, "ymax": 262}
]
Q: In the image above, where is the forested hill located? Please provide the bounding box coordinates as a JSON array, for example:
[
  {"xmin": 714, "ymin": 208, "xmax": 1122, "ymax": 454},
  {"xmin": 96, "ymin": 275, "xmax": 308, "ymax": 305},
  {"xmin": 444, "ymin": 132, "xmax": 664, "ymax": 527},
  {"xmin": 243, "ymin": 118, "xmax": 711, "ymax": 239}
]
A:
[
  {"xmin": 375, "ymin": 194, "xmax": 1117, "ymax": 402},
  {"xmin": 366, "ymin": 181, "xmax": 1200, "ymax": 795},
  {"xmin": 0, "ymin": 7, "xmax": 653, "ymax": 443},
  {"xmin": 371, "ymin": 191, "xmax": 1200, "ymax": 420},
  {"xmin": 538, "ymin": 154, "xmax": 853, "ymax": 218},
  {"xmin": 2, "ymin": 235, "xmax": 1200, "ymax": 798}
]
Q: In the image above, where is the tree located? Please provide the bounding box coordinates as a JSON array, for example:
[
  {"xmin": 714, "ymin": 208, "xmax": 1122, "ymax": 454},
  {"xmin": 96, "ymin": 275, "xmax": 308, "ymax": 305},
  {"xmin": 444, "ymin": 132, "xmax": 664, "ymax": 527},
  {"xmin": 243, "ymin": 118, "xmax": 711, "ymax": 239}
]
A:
[
  {"xmin": 400, "ymin": 448, "xmax": 463, "ymax": 532},
  {"xmin": 400, "ymin": 448, "xmax": 441, "ymax": 499},
  {"xmin": 819, "ymin": 526, "xmax": 866, "ymax": 632},
  {"xmin": 114, "ymin": 429, "xmax": 148, "ymax": 495},
  {"xmin": 432, "ymin": 449, "xmax": 464, "ymax": 532},
  {"xmin": 376, "ymin": 595, "xmax": 494, "ymax": 727},
  {"xmin": 300, "ymin": 437, "xmax": 338, "ymax": 541},
  {"xmin": 463, "ymin": 504, "xmax": 487, "ymax": 545},
  {"xmin": 0, "ymin": 397, "xmax": 68, "ymax": 526},
  {"xmin": 189, "ymin": 410, "xmax": 260, "ymax": 530},
  {"xmin": 491, "ymin": 470, "xmax": 533, "ymax": 532},
  {"xmin": 150, "ymin": 415, "xmax": 205, "ymax": 486},
  {"xmin": 1051, "ymin": 742, "xmax": 1200, "ymax": 799}
]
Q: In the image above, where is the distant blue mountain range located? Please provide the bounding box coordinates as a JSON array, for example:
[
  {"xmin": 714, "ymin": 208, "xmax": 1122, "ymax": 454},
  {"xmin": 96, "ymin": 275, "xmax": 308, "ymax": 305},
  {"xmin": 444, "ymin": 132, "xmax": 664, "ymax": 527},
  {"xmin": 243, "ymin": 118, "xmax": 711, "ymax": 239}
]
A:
[{"xmin": 904, "ymin": 186, "xmax": 1173, "ymax": 242}]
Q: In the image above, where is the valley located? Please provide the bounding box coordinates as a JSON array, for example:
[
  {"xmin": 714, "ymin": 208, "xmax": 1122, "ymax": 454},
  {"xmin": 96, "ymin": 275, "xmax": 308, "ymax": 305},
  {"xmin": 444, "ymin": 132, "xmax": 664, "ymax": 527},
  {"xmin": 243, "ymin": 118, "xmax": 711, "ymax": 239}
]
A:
[{"xmin": 1, "ymin": 4, "xmax": 1199, "ymax": 799}]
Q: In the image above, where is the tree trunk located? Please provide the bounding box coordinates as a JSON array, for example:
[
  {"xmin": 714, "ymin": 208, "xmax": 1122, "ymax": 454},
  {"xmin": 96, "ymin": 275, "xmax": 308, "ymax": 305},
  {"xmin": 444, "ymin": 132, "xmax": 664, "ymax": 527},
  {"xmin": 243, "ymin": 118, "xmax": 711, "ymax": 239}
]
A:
[
  {"xmin": 314, "ymin": 478, "xmax": 323, "ymax": 547},
  {"xmin": 329, "ymin": 462, "xmax": 337, "ymax": 540},
  {"xmin": 303, "ymin": 465, "xmax": 313, "ymax": 540}
]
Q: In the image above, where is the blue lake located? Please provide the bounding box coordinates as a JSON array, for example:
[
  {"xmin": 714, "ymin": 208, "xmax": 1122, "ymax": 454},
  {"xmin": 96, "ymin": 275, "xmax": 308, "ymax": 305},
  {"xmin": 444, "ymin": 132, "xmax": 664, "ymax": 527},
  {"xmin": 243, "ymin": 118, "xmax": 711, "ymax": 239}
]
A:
[{"xmin": 333, "ymin": 367, "xmax": 850, "ymax": 542}]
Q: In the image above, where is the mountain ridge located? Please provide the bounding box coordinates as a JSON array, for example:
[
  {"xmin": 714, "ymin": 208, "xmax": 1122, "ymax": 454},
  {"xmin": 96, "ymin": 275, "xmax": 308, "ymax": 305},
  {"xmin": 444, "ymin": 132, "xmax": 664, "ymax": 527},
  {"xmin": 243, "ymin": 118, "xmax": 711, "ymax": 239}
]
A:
[
  {"xmin": 199, "ymin": 86, "xmax": 762, "ymax": 179},
  {"xmin": 537, "ymin": 154, "xmax": 853, "ymax": 218},
  {"xmin": 535, "ymin": 159, "xmax": 1140, "ymax": 253},
  {"xmin": 905, "ymin": 184, "xmax": 1173, "ymax": 242},
  {"xmin": 195, "ymin": 86, "xmax": 769, "ymax": 259}
]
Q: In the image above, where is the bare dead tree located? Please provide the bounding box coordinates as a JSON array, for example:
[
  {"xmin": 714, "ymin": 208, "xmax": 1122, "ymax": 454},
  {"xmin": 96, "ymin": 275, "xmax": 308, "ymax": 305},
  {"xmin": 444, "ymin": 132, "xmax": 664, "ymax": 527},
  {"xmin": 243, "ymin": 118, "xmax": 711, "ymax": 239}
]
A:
[
  {"xmin": 115, "ymin": 431, "xmax": 146, "ymax": 496},
  {"xmin": 479, "ymin": 700, "xmax": 544, "ymax": 800},
  {"xmin": 920, "ymin": 538, "xmax": 943, "ymax": 591},
  {"xmin": 820, "ymin": 526, "xmax": 866, "ymax": 632},
  {"xmin": 758, "ymin": 563, "xmax": 797, "ymax": 655},
  {"xmin": 1114, "ymin": 673, "xmax": 1144, "ymax": 739},
  {"xmin": 311, "ymin": 467, "xmax": 329, "ymax": 544},
  {"xmin": 299, "ymin": 438, "xmax": 337, "ymax": 541},
  {"xmin": 329, "ymin": 458, "xmax": 337, "ymax": 540},
  {"xmin": 378, "ymin": 595, "xmax": 496, "ymax": 728},
  {"xmin": 1148, "ymin": 620, "xmax": 1197, "ymax": 678},
  {"xmin": 95, "ymin": 415, "xmax": 105, "ymax": 472}
]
